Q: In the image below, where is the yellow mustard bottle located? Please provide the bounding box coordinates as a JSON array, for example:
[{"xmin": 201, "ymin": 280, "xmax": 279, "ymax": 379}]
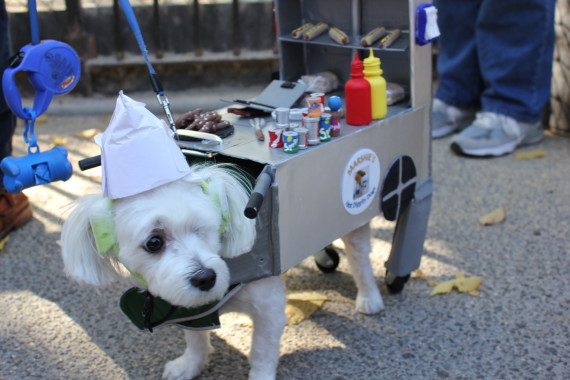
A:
[{"xmin": 363, "ymin": 48, "xmax": 387, "ymax": 120}]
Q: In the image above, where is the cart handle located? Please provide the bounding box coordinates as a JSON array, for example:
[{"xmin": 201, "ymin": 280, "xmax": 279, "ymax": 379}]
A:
[
  {"xmin": 79, "ymin": 155, "xmax": 102, "ymax": 171},
  {"xmin": 244, "ymin": 166, "xmax": 273, "ymax": 219}
]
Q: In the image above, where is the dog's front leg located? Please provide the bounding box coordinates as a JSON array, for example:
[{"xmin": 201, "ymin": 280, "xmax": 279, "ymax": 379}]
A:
[
  {"xmin": 342, "ymin": 223, "xmax": 384, "ymax": 314},
  {"xmin": 226, "ymin": 276, "xmax": 287, "ymax": 380},
  {"xmin": 163, "ymin": 330, "xmax": 212, "ymax": 380}
]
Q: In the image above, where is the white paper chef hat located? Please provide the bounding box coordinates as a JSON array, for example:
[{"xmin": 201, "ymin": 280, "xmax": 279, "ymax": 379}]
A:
[{"xmin": 97, "ymin": 91, "xmax": 191, "ymax": 199}]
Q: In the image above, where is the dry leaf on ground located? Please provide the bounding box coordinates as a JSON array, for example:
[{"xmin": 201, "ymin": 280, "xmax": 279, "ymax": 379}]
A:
[
  {"xmin": 429, "ymin": 274, "xmax": 482, "ymax": 296},
  {"xmin": 228, "ymin": 291, "xmax": 329, "ymax": 327},
  {"xmin": 0, "ymin": 235, "xmax": 9, "ymax": 251},
  {"xmin": 414, "ymin": 269, "xmax": 429, "ymax": 280},
  {"xmin": 51, "ymin": 136, "xmax": 68, "ymax": 146},
  {"xmin": 514, "ymin": 149, "xmax": 547, "ymax": 160},
  {"xmin": 285, "ymin": 292, "xmax": 329, "ymax": 325},
  {"xmin": 478, "ymin": 207, "xmax": 506, "ymax": 226},
  {"xmin": 72, "ymin": 128, "xmax": 102, "ymax": 139}
]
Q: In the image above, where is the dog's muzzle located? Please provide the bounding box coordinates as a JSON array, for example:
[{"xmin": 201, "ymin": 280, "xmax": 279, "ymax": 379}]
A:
[{"xmin": 190, "ymin": 268, "xmax": 217, "ymax": 291}]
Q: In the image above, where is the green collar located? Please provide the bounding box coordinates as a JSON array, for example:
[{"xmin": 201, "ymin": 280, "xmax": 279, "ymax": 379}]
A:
[{"xmin": 120, "ymin": 283, "xmax": 243, "ymax": 332}]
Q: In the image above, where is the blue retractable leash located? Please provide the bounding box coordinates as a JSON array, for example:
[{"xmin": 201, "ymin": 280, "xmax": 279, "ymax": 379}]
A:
[
  {"xmin": 75, "ymin": 0, "xmax": 178, "ymax": 172},
  {"xmin": 0, "ymin": 0, "xmax": 80, "ymax": 193},
  {"xmin": 119, "ymin": 0, "xmax": 176, "ymax": 132}
]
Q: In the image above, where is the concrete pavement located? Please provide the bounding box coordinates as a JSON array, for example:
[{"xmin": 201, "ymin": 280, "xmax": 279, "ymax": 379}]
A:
[{"xmin": 0, "ymin": 89, "xmax": 568, "ymax": 380}]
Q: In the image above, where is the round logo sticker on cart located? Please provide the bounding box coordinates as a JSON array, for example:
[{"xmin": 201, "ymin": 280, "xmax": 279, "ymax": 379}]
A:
[{"xmin": 341, "ymin": 148, "xmax": 381, "ymax": 215}]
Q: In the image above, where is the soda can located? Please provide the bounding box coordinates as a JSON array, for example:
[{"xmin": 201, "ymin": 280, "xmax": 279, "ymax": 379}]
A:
[
  {"xmin": 320, "ymin": 113, "xmax": 332, "ymax": 142},
  {"xmin": 283, "ymin": 131, "xmax": 299, "ymax": 154},
  {"xmin": 310, "ymin": 92, "xmax": 325, "ymax": 109},
  {"xmin": 306, "ymin": 97, "xmax": 322, "ymax": 117},
  {"xmin": 294, "ymin": 127, "xmax": 309, "ymax": 149},
  {"xmin": 303, "ymin": 116, "xmax": 321, "ymax": 145},
  {"xmin": 267, "ymin": 127, "xmax": 284, "ymax": 148},
  {"xmin": 275, "ymin": 107, "xmax": 290, "ymax": 125},
  {"xmin": 289, "ymin": 108, "xmax": 303, "ymax": 130}
]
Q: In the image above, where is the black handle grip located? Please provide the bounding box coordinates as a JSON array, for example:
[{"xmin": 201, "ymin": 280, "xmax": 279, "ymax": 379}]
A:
[
  {"xmin": 244, "ymin": 168, "xmax": 273, "ymax": 219},
  {"xmin": 78, "ymin": 155, "xmax": 101, "ymax": 171},
  {"xmin": 149, "ymin": 73, "xmax": 164, "ymax": 94}
]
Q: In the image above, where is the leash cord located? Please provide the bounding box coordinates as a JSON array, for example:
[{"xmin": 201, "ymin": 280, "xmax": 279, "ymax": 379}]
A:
[
  {"xmin": 118, "ymin": 0, "xmax": 156, "ymax": 77},
  {"xmin": 28, "ymin": 0, "xmax": 40, "ymax": 44},
  {"xmin": 118, "ymin": 0, "xmax": 177, "ymax": 132}
]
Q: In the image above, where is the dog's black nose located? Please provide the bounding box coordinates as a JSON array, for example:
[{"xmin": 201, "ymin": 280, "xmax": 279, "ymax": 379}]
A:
[{"xmin": 190, "ymin": 269, "xmax": 217, "ymax": 291}]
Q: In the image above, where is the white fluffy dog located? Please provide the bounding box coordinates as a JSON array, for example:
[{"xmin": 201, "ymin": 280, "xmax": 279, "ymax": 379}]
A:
[{"xmin": 61, "ymin": 163, "xmax": 383, "ymax": 380}]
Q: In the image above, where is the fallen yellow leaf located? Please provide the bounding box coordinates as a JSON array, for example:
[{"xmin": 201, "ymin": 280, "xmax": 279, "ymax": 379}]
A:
[
  {"xmin": 230, "ymin": 314, "xmax": 254, "ymax": 327},
  {"xmin": 35, "ymin": 114, "xmax": 47, "ymax": 124},
  {"xmin": 285, "ymin": 292, "xmax": 329, "ymax": 325},
  {"xmin": 414, "ymin": 269, "xmax": 429, "ymax": 279},
  {"xmin": 479, "ymin": 207, "xmax": 506, "ymax": 226},
  {"xmin": 228, "ymin": 291, "xmax": 329, "ymax": 327},
  {"xmin": 51, "ymin": 136, "xmax": 68, "ymax": 146},
  {"xmin": 514, "ymin": 149, "xmax": 547, "ymax": 160},
  {"xmin": 429, "ymin": 276, "xmax": 482, "ymax": 296},
  {"xmin": 72, "ymin": 128, "xmax": 102, "ymax": 139},
  {"xmin": 0, "ymin": 235, "xmax": 9, "ymax": 251},
  {"xmin": 455, "ymin": 276, "xmax": 482, "ymax": 292}
]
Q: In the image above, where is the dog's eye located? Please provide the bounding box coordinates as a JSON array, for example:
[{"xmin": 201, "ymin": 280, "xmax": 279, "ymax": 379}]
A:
[{"xmin": 144, "ymin": 235, "xmax": 164, "ymax": 253}]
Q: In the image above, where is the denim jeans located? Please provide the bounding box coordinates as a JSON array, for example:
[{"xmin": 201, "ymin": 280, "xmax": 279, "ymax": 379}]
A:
[{"xmin": 433, "ymin": 0, "xmax": 556, "ymax": 123}]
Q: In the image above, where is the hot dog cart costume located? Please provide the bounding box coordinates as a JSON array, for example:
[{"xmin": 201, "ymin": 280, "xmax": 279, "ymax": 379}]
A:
[{"xmin": 175, "ymin": 0, "xmax": 438, "ymax": 292}]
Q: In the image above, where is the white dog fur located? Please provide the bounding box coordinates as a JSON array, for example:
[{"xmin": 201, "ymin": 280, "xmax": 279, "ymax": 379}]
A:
[{"xmin": 61, "ymin": 163, "xmax": 383, "ymax": 380}]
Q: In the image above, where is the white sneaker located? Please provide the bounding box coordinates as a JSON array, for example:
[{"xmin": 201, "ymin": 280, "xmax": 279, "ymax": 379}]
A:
[
  {"xmin": 450, "ymin": 112, "xmax": 544, "ymax": 157},
  {"xmin": 431, "ymin": 98, "xmax": 476, "ymax": 139}
]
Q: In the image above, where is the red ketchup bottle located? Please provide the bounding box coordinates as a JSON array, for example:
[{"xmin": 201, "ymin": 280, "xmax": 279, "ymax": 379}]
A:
[{"xmin": 344, "ymin": 52, "xmax": 372, "ymax": 126}]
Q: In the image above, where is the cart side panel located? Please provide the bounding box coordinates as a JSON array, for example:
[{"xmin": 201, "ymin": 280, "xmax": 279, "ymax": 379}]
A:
[
  {"xmin": 225, "ymin": 183, "xmax": 279, "ymax": 284},
  {"xmin": 275, "ymin": 106, "xmax": 429, "ymax": 272}
]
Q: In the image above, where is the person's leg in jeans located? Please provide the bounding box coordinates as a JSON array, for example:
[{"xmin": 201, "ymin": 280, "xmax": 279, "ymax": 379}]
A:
[
  {"xmin": 450, "ymin": 0, "xmax": 556, "ymax": 156},
  {"xmin": 476, "ymin": 0, "xmax": 556, "ymax": 123},
  {"xmin": 0, "ymin": 0, "xmax": 33, "ymax": 240},
  {"xmin": 432, "ymin": 0, "xmax": 482, "ymax": 138},
  {"xmin": 434, "ymin": 0, "xmax": 484, "ymax": 110}
]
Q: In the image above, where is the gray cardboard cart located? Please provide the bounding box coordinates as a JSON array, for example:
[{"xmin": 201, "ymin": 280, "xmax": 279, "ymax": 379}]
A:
[{"xmin": 177, "ymin": 0, "xmax": 434, "ymax": 292}]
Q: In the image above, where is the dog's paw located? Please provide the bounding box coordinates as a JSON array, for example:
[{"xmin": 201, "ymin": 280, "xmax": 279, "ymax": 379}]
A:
[
  {"xmin": 162, "ymin": 355, "xmax": 207, "ymax": 380},
  {"xmin": 355, "ymin": 292, "xmax": 384, "ymax": 315}
]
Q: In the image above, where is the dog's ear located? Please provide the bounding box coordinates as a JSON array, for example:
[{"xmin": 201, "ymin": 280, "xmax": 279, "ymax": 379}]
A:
[
  {"xmin": 195, "ymin": 164, "xmax": 257, "ymax": 258},
  {"xmin": 61, "ymin": 194, "xmax": 124, "ymax": 286}
]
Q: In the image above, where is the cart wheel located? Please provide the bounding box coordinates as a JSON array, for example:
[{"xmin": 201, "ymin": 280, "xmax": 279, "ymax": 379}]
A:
[
  {"xmin": 314, "ymin": 247, "xmax": 340, "ymax": 273},
  {"xmin": 385, "ymin": 270, "xmax": 410, "ymax": 294}
]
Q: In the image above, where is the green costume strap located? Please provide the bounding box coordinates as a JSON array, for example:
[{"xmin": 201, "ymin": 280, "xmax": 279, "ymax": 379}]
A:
[
  {"xmin": 88, "ymin": 198, "xmax": 148, "ymax": 288},
  {"xmin": 89, "ymin": 198, "xmax": 119, "ymax": 257},
  {"xmin": 200, "ymin": 181, "xmax": 231, "ymax": 234},
  {"xmin": 120, "ymin": 283, "xmax": 244, "ymax": 332}
]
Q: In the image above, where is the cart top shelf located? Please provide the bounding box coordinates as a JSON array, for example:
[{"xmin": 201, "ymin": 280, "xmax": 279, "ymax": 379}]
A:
[
  {"xmin": 279, "ymin": 30, "xmax": 410, "ymax": 54},
  {"xmin": 176, "ymin": 102, "xmax": 411, "ymax": 167}
]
